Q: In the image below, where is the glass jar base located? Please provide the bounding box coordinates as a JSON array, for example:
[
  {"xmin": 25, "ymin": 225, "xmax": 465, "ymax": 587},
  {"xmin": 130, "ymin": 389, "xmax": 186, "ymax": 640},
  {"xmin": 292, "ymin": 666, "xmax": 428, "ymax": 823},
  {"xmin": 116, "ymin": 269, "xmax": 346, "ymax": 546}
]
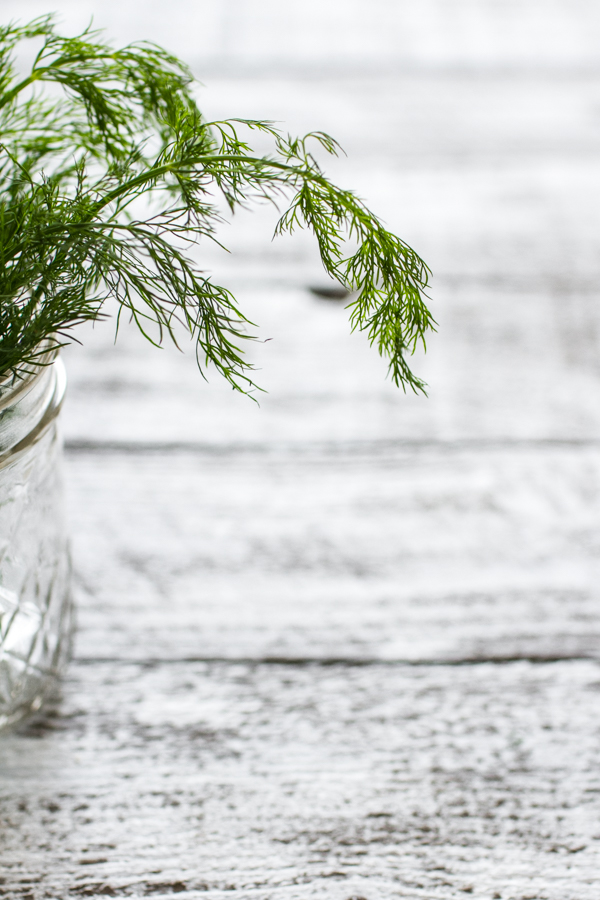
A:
[{"xmin": 0, "ymin": 595, "xmax": 73, "ymax": 734}]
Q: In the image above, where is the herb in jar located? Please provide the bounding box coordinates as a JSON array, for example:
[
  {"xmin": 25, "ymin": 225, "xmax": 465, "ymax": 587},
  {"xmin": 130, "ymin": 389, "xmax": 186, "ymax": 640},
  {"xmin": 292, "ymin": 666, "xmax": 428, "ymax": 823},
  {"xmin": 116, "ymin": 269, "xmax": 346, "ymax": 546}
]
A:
[{"xmin": 0, "ymin": 16, "xmax": 434, "ymax": 394}]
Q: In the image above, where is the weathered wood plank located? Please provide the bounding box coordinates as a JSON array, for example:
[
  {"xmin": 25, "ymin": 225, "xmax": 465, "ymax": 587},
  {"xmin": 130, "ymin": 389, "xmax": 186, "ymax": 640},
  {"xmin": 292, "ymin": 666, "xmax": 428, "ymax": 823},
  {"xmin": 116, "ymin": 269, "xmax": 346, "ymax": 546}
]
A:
[
  {"xmin": 60, "ymin": 273, "xmax": 600, "ymax": 446},
  {"xmin": 9, "ymin": 0, "xmax": 600, "ymax": 71},
  {"xmin": 67, "ymin": 443, "xmax": 600, "ymax": 662},
  {"xmin": 4, "ymin": 9, "xmax": 600, "ymax": 900},
  {"xmin": 57, "ymin": 66, "xmax": 600, "ymax": 446},
  {"xmin": 1, "ymin": 659, "xmax": 599, "ymax": 899}
]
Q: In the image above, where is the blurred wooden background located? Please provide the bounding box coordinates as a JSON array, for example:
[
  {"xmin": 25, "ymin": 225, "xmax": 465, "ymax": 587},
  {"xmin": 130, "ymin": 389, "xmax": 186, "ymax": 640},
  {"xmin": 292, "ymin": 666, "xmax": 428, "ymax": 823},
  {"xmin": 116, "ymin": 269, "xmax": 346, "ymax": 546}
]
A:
[{"xmin": 2, "ymin": 1, "xmax": 600, "ymax": 897}]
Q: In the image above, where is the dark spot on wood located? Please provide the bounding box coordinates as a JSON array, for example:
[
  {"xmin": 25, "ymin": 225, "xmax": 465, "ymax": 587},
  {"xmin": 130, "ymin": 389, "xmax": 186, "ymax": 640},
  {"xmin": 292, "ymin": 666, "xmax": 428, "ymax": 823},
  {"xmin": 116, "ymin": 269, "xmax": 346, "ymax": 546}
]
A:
[
  {"xmin": 71, "ymin": 886, "xmax": 117, "ymax": 897},
  {"xmin": 41, "ymin": 801, "xmax": 61, "ymax": 813},
  {"xmin": 143, "ymin": 883, "xmax": 188, "ymax": 895},
  {"xmin": 308, "ymin": 285, "xmax": 349, "ymax": 300}
]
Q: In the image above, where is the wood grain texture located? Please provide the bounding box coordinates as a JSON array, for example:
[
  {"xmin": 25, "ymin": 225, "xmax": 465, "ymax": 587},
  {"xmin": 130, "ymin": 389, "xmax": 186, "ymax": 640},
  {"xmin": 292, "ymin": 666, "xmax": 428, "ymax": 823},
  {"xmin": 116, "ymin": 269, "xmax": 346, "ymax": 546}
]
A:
[
  {"xmin": 4, "ymin": 3, "xmax": 600, "ymax": 898},
  {"xmin": 58, "ymin": 67, "xmax": 600, "ymax": 446},
  {"xmin": 67, "ymin": 443, "xmax": 600, "ymax": 663},
  {"xmin": 2, "ymin": 660, "xmax": 600, "ymax": 899},
  {"xmin": 7, "ymin": 0, "xmax": 600, "ymax": 70},
  {"xmin": 60, "ymin": 276, "xmax": 600, "ymax": 446}
]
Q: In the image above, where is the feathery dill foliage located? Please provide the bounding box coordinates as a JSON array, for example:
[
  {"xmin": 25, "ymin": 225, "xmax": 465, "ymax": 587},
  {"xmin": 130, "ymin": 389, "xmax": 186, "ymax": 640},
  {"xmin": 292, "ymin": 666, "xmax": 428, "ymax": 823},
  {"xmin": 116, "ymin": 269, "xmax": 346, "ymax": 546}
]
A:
[{"xmin": 0, "ymin": 16, "xmax": 434, "ymax": 393}]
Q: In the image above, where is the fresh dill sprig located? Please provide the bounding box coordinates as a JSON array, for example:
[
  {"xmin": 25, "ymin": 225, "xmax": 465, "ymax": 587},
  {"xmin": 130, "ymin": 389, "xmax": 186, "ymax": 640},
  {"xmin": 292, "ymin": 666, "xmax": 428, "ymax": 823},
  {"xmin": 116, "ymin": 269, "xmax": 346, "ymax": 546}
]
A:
[{"xmin": 0, "ymin": 15, "xmax": 434, "ymax": 393}]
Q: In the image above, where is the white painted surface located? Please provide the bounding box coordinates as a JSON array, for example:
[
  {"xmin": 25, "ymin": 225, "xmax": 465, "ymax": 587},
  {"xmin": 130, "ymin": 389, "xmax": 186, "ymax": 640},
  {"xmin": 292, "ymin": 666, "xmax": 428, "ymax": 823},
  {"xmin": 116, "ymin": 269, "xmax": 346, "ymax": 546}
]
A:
[
  {"xmin": 3, "ymin": 2, "xmax": 600, "ymax": 897},
  {"xmin": 2, "ymin": 661, "xmax": 600, "ymax": 899},
  {"xmin": 68, "ymin": 444, "xmax": 600, "ymax": 663},
  {"xmin": 7, "ymin": 0, "xmax": 600, "ymax": 70}
]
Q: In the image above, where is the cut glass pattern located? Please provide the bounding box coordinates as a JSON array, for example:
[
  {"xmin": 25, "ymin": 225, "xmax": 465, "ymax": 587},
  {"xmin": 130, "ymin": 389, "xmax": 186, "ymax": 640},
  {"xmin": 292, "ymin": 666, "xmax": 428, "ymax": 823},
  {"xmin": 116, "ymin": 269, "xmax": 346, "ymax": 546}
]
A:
[{"xmin": 0, "ymin": 360, "xmax": 72, "ymax": 732}]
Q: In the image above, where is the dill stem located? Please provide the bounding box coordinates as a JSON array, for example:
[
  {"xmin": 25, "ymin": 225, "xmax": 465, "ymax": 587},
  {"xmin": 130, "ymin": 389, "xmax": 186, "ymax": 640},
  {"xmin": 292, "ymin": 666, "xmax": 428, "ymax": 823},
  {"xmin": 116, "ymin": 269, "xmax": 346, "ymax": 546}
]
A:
[
  {"xmin": 89, "ymin": 155, "xmax": 318, "ymax": 215},
  {"xmin": 0, "ymin": 70, "xmax": 42, "ymax": 110}
]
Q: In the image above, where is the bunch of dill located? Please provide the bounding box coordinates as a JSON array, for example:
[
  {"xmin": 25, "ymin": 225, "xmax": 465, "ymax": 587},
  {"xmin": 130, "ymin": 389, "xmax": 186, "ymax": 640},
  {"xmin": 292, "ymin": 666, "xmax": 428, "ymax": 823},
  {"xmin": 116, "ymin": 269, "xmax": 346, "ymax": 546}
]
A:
[{"xmin": 0, "ymin": 15, "xmax": 434, "ymax": 393}]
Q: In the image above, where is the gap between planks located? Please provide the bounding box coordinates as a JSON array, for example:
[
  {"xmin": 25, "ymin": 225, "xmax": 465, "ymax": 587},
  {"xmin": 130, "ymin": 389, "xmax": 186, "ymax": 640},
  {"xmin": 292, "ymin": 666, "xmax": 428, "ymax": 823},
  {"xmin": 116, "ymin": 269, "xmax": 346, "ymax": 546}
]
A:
[
  {"xmin": 73, "ymin": 654, "xmax": 600, "ymax": 666},
  {"xmin": 64, "ymin": 438, "xmax": 600, "ymax": 456}
]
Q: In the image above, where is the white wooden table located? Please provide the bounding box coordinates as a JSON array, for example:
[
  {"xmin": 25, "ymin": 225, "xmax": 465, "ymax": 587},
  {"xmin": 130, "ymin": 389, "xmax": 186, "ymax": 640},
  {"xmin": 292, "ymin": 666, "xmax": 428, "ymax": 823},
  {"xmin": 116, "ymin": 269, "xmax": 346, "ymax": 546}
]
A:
[{"xmin": 2, "ymin": 3, "xmax": 600, "ymax": 898}]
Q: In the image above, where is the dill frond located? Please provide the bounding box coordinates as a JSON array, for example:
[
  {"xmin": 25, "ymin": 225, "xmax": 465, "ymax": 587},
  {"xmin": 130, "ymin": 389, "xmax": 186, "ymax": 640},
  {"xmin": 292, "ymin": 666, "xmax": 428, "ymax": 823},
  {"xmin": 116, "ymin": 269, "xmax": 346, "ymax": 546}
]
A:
[{"xmin": 0, "ymin": 16, "xmax": 434, "ymax": 394}]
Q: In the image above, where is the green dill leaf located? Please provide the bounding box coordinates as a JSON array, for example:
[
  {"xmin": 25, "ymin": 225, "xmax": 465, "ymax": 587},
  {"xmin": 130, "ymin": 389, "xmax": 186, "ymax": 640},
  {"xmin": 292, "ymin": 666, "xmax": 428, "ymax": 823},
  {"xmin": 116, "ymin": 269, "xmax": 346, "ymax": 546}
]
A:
[{"xmin": 0, "ymin": 15, "xmax": 434, "ymax": 394}]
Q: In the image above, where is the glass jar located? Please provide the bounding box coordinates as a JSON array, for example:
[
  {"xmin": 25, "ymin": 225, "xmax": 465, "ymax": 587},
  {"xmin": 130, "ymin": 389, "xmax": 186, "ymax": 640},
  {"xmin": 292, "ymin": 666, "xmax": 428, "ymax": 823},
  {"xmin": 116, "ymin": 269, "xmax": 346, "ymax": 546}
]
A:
[{"xmin": 0, "ymin": 354, "xmax": 72, "ymax": 732}]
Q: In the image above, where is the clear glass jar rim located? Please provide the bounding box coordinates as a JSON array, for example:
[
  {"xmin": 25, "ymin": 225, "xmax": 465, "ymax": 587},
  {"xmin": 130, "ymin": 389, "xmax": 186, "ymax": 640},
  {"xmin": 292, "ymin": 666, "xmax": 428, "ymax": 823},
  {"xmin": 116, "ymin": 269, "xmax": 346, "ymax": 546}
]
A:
[{"xmin": 0, "ymin": 344, "xmax": 58, "ymax": 415}]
